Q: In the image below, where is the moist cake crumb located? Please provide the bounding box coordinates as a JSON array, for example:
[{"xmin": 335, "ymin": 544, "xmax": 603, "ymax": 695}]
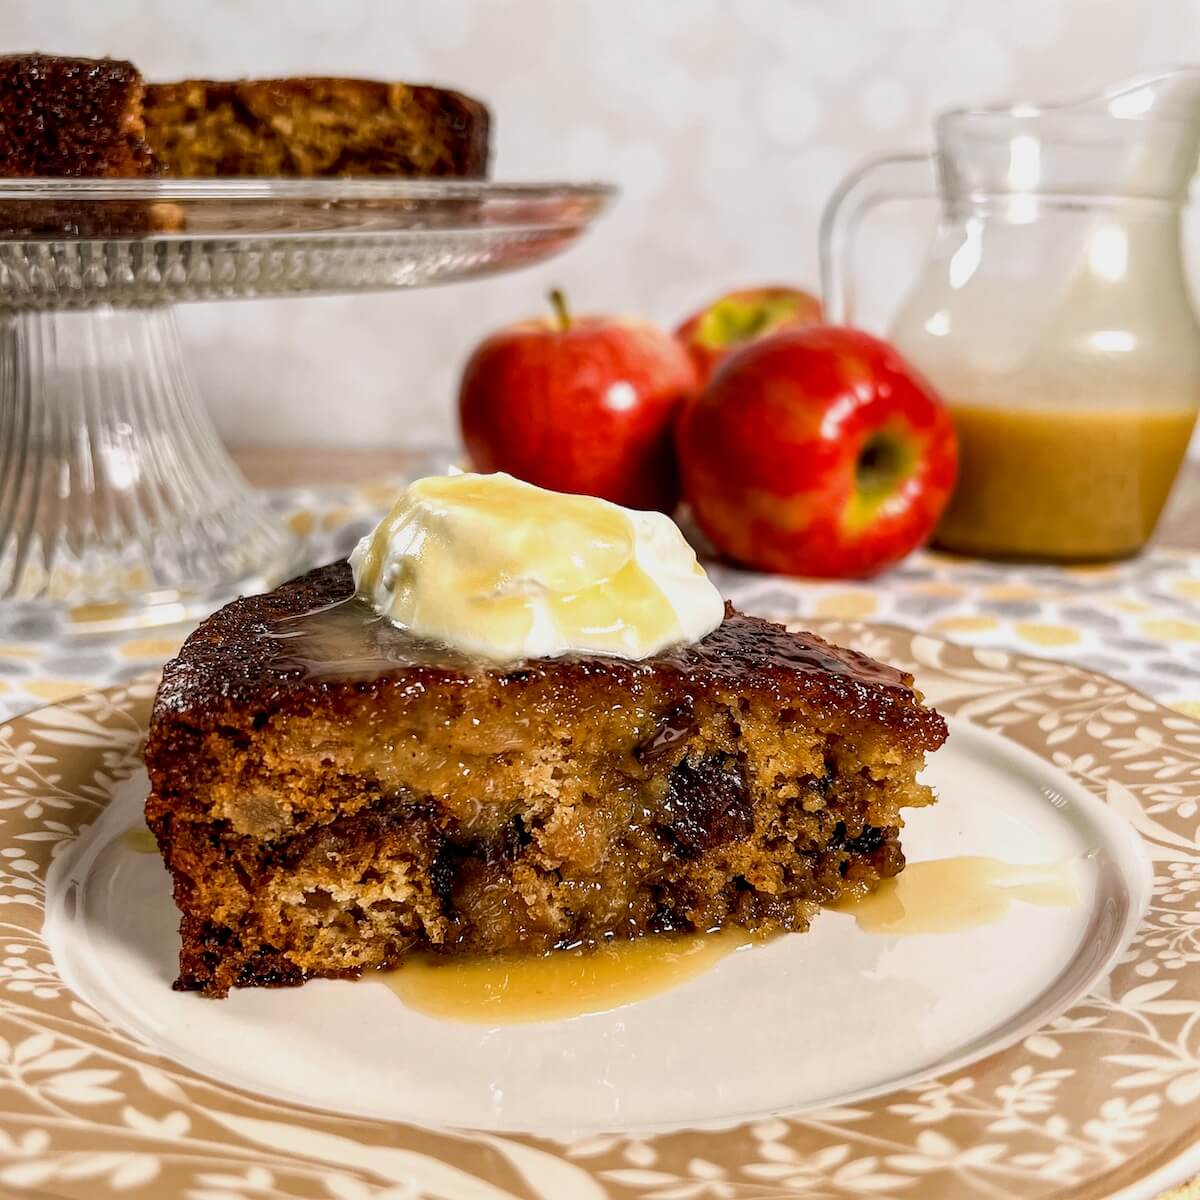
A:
[{"xmin": 142, "ymin": 78, "xmax": 489, "ymax": 178}]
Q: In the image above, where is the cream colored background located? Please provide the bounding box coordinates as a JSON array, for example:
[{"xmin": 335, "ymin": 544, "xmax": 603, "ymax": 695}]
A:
[{"xmin": 9, "ymin": 0, "xmax": 1200, "ymax": 448}]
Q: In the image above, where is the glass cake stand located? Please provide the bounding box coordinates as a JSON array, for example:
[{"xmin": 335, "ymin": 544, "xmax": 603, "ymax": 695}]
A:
[{"xmin": 0, "ymin": 178, "xmax": 614, "ymax": 629}]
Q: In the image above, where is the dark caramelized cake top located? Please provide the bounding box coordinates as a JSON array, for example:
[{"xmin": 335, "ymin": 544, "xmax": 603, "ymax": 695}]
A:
[
  {"xmin": 154, "ymin": 562, "xmax": 946, "ymax": 750},
  {"xmin": 0, "ymin": 53, "xmax": 154, "ymax": 177}
]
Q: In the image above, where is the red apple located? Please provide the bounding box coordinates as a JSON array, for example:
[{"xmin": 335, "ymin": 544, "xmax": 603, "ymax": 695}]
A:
[
  {"xmin": 459, "ymin": 291, "xmax": 696, "ymax": 512},
  {"xmin": 676, "ymin": 326, "xmax": 957, "ymax": 578},
  {"xmin": 675, "ymin": 286, "xmax": 822, "ymax": 386}
]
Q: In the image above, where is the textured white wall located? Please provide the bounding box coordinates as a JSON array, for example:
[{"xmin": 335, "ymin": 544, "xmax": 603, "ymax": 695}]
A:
[{"xmin": 9, "ymin": 0, "xmax": 1200, "ymax": 447}]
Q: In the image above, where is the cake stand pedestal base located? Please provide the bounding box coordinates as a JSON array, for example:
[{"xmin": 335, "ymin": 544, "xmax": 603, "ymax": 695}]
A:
[{"xmin": 0, "ymin": 307, "xmax": 302, "ymax": 631}]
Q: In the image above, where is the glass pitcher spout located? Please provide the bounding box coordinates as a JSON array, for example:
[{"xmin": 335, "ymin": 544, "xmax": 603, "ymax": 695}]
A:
[
  {"xmin": 1004, "ymin": 68, "xmax": 1200, "ymax": 213},
  {"xmin": 1084, "ymin": 67, "xmax": 1200, "ymax": 121}
]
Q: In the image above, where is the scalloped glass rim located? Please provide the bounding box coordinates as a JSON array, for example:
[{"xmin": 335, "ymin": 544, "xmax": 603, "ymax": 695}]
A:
[{"xmin": 0, "ymin": 177, "xmax": 617, "ymax": 240}]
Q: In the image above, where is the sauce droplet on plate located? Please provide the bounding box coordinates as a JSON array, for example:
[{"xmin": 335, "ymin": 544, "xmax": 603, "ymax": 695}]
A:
[
  {"xmin": 379, "ymin": 929, "xmax": 756, "ymax": 1024},
  {"xmin": 123, "ymin": 827, "xmax": 158, "ymax": 855},
  {"xmin": 829, "ymin": 856, "xmax": 1079, "ymax": 934}
]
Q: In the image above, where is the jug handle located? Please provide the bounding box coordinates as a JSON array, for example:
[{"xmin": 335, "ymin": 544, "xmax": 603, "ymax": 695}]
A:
[{"xmin": 819, "ymin": 152, "xmax": 937, "ymax": 326}]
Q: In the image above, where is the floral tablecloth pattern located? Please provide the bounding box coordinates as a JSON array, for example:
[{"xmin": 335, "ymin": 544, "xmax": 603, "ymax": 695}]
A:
[{"xmin": 0, "ymin": 473, "xmax": 1198, "ymax": 1199}]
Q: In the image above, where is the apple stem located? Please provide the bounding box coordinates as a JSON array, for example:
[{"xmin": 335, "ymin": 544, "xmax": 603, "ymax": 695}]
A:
[{"xmin": 549, "ymin": 288, "xmax": 572, "ymax": 332}]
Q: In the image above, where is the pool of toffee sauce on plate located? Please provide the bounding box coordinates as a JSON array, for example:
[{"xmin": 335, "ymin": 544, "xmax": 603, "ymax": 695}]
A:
[
  {"xmin": 380, "ymin": 928, "xmax": 756, "ymax": 1024},
  {"xmin": 828, "ymin": 856, "xmax": 1079, "ymax": 934},
  {"xmin": 373, "ymin": 856, "xmax": 1080, "ymax": 1024},
  {"xmin": 120, "ymin": 822, "xmax": 1081, "ymax": 1020},
  {"xmin": 124, "ymin": 827, "xmax": 158, "ymax": 854}
]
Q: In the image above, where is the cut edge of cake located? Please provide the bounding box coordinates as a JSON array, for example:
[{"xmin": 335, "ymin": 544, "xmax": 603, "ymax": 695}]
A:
[{"xmin": 142, "ymin": 78, "xmax": 491, "ymax": 178}]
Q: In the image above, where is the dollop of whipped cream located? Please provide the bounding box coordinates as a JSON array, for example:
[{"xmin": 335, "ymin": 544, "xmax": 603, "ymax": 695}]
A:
[{"xmin": 349, "ymin": 472, "xmax": 724, "ymax": 661}]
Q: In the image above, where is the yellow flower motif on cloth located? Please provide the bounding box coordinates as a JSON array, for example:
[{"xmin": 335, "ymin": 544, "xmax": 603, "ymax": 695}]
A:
[
  {"xmin": 1173, "ymin": 700, "xmax": 1200, "ymax": 720},
  {"xmin": 118, "ymin": 638, "xmax": 184, "ymax": 660},
  {"xmin": 1107, "ymin": 599, "xmax": 1151, "ymax": 613},
  {"xmin": 1014, "ymin": 623, "xmax": 1082, "ymax": 648},
  {"xmin": 1063, "ymin": 562, "xmax": 1119, "ymax": 579},
  {"xmin": 918, "ymin": 549, "xmax": 967, "ymax": 567},
  {"xmin": 932, "ymin": 615, "xmax": 1000, "ymax": 634},
  {"xmin": 1172, "ymin": 579, "xmax": 1200, "ymax": 600},
  {"xmin": 1141, "ymin": 619, "xmax": 1200, "ymax": 643},
  {"xmin": 813, "ymin": 592, "xmax": 878, "ymax": 619},
  {"xmin": 0, "ymin": 643, "xmax": 38, "ymax": 659},
  {"xmin": 982, "ymin": 584, "xmax": 1041, "ymax": 601},
  {"xmin": 908, "ymin": 582, "xmax": 966, "ymax": 598},
  {"xmin": 321, "ymin": 507, "xmax": 354, "ymax": 531},
  {"xmin": 67, "ymin": 601, "xmax": 130, "ymax": 625},
  {"xmin": 357, "ymin": 480, "xmax": 405, "ymax": 508},
  {"xmin": 288, "ymin": 510, "xmax": 315, "ymax": 537},
  {"xmin": 26, "ymin": 680, "xmax": 92, "ymax": 704}
]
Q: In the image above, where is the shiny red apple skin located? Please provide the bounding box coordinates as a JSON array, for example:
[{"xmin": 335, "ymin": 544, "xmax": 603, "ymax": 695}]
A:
[
  {"xmin": 675, "ymin": 286, "xmax": 822, "ymax": 386},
  {"xmin": 459, "ymin": 312, "xmax": 696, "ymax": 513},
  {"xmin": 676, "ymin": 326, "xmax": 957, "ymax": 578}
]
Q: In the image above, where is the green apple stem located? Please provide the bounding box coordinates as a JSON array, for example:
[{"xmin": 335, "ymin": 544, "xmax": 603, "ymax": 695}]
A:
[{"xmin": 549, "ymin": 288, "xmax": 572, "ymax": 332}]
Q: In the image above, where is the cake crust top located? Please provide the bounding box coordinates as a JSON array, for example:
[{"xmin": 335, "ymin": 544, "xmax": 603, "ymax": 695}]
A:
[
  {"xmin": 153, "ymin": 562, "xmax": 946, "ymax": 749},
  {"xmin": 0, "ymin": 53, "xmax": 153, "ymax": 178}
]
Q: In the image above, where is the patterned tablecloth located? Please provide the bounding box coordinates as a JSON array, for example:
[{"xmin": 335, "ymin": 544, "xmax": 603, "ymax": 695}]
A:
[{"xmin": 1, "ymin": 460, "xmax": 1198, "ymax": 1198}]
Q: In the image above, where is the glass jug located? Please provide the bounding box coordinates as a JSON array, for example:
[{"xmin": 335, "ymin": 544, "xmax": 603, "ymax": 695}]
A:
[{"xmin": 820, "ymin": 73, "xmax": 1200, "ymax": 561}]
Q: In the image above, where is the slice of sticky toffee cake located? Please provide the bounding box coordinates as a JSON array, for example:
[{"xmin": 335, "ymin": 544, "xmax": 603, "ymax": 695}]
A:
[{"xmin": 144, "ymin": 559, "xmax": 946, "ymax": 997}]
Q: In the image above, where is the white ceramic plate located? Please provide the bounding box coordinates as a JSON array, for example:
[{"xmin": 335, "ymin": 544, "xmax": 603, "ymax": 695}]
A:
[
  {"xmin": 44, "ymin": 717, "xmax": 1150, "ymax": 1135},
  {"xmin": 1, "ymin": 621, "xmax": 1198, "ymax": 1200}
]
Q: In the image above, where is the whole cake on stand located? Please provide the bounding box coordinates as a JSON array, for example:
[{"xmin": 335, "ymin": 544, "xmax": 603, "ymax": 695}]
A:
[{"xmin": 0, "ymin": 54, "xmax": 614, "ymax": 629}]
